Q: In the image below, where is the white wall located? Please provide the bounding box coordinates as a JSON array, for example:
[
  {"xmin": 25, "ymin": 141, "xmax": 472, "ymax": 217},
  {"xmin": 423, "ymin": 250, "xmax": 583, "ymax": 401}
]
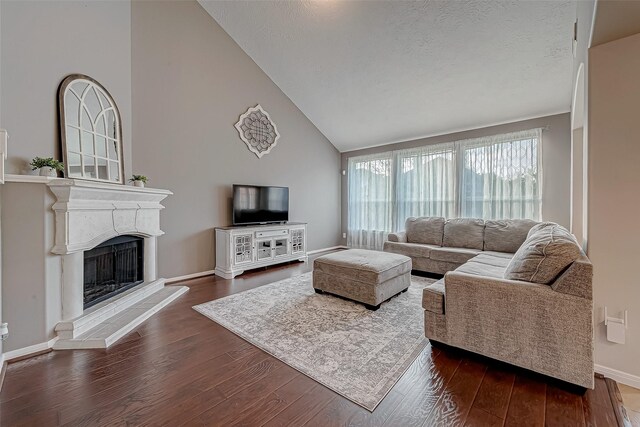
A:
[
  {"xmin": 0, "ymin": 183, "xmax": 61, "ymax": 352},
  {"xmin": 571, "ymin": 126, "xmax": 585, "ymax": 246},
  {"xmin": 131, "ymin": 1, "xmax": 342, "ymax": 278},
  {"xmin": 0, "ymin": 0, "xmax": 132, "ymax": 179},
  {"xmin": 589, "ymin": 32, "xmax": 640, "ymax": 383}
]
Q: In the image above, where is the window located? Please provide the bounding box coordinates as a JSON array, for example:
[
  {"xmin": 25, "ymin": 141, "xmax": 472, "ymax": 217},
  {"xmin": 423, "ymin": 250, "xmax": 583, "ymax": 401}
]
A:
[
  {"xmin": 347, "ymin": 129, "xmax": 542, "ymax": 249},
  {"xmin": 395, "ymin": 143, "xmax": 457, "ymax": 223},
  {"xmin": 460, "ymin": 131, "xmax": 541, "ymax": 220},
  {"xmin": 347, "ymin": 154, "xmax": 393, "ymax": 250}
]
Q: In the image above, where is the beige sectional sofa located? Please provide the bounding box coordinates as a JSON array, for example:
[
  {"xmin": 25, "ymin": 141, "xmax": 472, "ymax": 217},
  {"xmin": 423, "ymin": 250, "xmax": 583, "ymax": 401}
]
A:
[
  {"xmin": 383, "ymin": 217, "xmax": 594, "ymax": 389},
  {"xmin": 384, "ymin": 216, "xmax": 538, "ymax": 273}
]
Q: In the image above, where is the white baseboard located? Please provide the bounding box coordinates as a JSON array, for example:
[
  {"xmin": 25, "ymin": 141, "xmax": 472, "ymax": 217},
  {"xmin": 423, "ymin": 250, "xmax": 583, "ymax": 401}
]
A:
[
  {"xmin": 595, "ymin": 364, "xmax": 640, "ymax": 389},
  {"xmin": 3, "ymin": 337, "xmax": 58, "ymax": 362},
  {"xmin": 166, "ymin": 270, "xmax": 215, "ymax": 284},
  {"xmin": 307, "ymin": 246, "xmax": 348, "ymax": 255}
]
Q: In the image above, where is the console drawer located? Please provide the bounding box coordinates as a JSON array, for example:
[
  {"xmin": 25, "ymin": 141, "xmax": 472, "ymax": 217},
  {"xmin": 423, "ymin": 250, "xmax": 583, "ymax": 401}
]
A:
[{"xmin": 255, "ymin": 229, "xmax": 289, "ymax": 238}]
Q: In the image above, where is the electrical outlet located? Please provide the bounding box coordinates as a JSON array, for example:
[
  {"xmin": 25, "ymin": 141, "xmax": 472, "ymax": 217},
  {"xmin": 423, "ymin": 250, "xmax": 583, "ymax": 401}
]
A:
[{"xmin": 342, "ymin": 233, "xmax": 346, "ymax": 239}]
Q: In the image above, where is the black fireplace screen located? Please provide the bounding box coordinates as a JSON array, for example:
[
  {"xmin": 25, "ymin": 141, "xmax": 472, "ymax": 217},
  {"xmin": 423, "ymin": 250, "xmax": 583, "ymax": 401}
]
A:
[{"xmin": 84, "ymin": 235, "xmax": 144, "ymax": 309}]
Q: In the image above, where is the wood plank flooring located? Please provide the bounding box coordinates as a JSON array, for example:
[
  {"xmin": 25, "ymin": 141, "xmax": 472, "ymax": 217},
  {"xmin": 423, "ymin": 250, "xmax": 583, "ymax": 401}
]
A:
[{"xmin": 0, "ymin": 253, "xmax": 621, "ymax": 426}]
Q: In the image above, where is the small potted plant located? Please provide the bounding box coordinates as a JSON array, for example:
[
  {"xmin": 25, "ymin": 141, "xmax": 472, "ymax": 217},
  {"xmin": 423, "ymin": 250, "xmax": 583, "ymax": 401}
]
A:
[
  {"xmin": 30, "ymin": 157, "xmax": 64, "ymax": 177},
  {"xmin": 130, "ymin": 174, "xmax": 148, "ymax": 188}
]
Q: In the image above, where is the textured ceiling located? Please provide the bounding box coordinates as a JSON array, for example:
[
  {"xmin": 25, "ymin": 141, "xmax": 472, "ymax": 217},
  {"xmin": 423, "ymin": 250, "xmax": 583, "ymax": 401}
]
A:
[{"xmin": 200, "ymin": 0, "xmax": 576, "ymax": 152}]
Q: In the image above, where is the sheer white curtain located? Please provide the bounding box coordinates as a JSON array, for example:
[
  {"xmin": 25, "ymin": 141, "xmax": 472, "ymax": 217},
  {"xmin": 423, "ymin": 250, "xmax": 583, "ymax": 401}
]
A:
[
  {"xmin": 459, "ymin": 129, "xmax": 542, "ymax": 220},
  {"xmin": 347, "ymin": 129, "xmax": 543, "ymax": 250},
  {"xmin": 347, "ymin": 154, "xmax": 393, "ymax": 250},
  {"xmin": 395, "ymin": 143, "xmax": 457, "ymax": 228},
  {"xmin": 347, "ymin": 144, "xmax": 457, "ymax": 250}
]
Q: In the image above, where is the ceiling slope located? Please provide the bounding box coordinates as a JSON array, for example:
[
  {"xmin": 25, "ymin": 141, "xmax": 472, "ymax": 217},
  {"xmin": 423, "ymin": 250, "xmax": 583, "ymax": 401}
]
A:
[{"xmin": 200, "ymin": 0, "xmax": 576, "ymax": 152}]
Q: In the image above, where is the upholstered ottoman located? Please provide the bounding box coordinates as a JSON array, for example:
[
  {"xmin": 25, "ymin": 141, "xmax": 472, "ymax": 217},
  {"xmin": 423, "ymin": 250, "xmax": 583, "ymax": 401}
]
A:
[{"xmin": 313, "ymin": 249, "xmax": 412, "ymax": 310}]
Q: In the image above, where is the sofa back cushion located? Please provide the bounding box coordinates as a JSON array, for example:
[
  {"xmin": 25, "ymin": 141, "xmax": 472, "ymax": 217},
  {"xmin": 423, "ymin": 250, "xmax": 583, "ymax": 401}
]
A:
[
  {"xmin": 442, "ymin": 218, "xmax": 485, "ymax": 250},
  {"xmin": 484, "ymin": 219, "xmax": 538, "ymax": 253},
  {"xmin": 504, "ymin": 224, "xmax": 581, "ymax": 284},
  {"xmin": 405, "ymin": 217, "xmax": 444, "ymax": 246}
]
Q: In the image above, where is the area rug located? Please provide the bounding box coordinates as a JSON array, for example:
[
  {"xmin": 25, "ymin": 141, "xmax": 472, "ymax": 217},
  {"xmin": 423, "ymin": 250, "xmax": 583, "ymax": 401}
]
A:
[{"xmin": 193, "ymin": 272, "xmax": 434, "ymax": 411}]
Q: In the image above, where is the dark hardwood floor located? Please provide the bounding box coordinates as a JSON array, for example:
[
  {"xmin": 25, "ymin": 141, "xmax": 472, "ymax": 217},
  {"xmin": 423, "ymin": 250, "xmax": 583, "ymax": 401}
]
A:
[{"xmin": 0, "ymin": 252, "xmax": 622, "ymax": 426}]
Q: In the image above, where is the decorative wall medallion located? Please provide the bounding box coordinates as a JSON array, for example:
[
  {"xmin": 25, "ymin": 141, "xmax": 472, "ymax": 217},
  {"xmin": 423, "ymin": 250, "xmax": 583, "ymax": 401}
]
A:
[{"xmin": 234, "ymin": 104, "xmax": 280, "ymax": 158}]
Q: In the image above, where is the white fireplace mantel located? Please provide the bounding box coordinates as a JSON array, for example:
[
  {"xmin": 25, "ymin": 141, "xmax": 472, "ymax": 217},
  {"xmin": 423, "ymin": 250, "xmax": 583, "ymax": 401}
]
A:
[
  {"xmin": 47, "ymin": 178, "xmax": 172, "ymax": 255},
  {"xmin": 1, "ymin": 175, "xmax": 186, "ymax": 352}
]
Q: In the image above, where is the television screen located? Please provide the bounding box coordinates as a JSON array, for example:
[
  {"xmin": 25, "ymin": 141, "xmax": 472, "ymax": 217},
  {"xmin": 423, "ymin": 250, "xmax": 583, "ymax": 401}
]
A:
[{"xmin": 233, "ymin": 185, "xmax": 289, "ymax": 225}]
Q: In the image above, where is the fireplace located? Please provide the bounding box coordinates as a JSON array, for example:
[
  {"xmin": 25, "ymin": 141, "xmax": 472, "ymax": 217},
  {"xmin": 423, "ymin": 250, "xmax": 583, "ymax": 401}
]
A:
[{"xmin": 83, "ymin": 235, "xmax": 145, "ymax": 309}]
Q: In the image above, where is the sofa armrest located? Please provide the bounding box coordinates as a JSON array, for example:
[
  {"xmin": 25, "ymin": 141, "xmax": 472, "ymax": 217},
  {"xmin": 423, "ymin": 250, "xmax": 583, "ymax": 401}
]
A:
[
  {"xmin": 442, "ymin": 270, "xmax": 594, "ymax": 388},
  {"xmin": 388, "ymin": 231, "xmax": 407, "ymax": 243},
  {"xmin": 551, "ymin": 255, "xmax": 593, "ymax": 300},
  {"xmin": 445, "ymin": 271, "xmax": 549, "ymax": 293}
]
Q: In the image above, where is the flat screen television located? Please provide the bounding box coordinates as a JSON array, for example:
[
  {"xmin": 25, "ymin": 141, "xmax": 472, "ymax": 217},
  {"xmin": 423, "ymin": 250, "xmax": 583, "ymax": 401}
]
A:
[{"xmin": 232, "ymin": 185, "xmax": 289, "ymax": 225}]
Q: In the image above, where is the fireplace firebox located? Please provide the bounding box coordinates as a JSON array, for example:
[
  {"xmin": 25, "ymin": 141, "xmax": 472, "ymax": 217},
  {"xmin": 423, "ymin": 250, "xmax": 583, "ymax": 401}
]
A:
[{"xmin": 83, "ymin": 235, "xmax": 144, "ymax": 309}]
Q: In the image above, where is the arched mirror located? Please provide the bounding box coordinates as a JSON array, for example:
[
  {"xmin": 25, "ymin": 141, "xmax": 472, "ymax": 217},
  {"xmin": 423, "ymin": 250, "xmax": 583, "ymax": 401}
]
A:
[{"xmin": 58, "ymin": 74, "xmax": 124, "ymax": 183}]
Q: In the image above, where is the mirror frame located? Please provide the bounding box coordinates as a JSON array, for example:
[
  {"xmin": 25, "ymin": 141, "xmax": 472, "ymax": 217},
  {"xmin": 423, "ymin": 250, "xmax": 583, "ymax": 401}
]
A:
[{"xmin": 58, "ymin": 74, "xmax": 125, "ymax": 184}]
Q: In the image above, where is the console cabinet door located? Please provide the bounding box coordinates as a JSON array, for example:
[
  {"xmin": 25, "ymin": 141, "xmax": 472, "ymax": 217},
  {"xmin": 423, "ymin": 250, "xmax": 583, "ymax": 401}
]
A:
[
  {"xmin": 274, "ymin": 237, "xmax": 289, "ymax": 258},
  {"xmin": 234, "ymin": 234, "xmax": 254, "ymax": 265},
  {"xmin": 257, "ymin": 237, "xmax": 290, "ymax": 260},
  {"xmin": 256, "ymin": 239, "xmax": 273, "ymax": 261},
  {"xmin": 291, "ymin": 228, "xmax": 305, "ymax": 254}
]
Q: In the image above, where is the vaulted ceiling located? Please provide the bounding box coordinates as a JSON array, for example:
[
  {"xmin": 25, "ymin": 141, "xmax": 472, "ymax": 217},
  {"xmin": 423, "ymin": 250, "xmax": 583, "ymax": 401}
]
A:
[{"xmin": 200, "ymin": 0, "xmax": 576, "ymax": 152}]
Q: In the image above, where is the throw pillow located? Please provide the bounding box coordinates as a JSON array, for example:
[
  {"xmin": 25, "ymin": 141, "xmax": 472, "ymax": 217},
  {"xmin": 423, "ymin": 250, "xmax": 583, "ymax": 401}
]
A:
[{"xmin": 504, "ymin": 224, "xmax": 581, "ymax": 284}]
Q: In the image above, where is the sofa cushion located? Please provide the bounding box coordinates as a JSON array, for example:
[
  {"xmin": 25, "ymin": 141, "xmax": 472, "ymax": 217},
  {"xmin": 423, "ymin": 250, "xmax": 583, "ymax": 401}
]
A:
[
  {"xmin": 504, "ymin": 225, "xmax": 581, "ymax": 284},
  {"xmin": 405, "ymin": 217, "xmax": 445, "ymax": 246},
  {"xmin": 481, "ymin": 251, "xmax": 515, "ymax": 261},
  {"xmin": 422, "ymin": 279, "xmax": 445, "ymax": 314},
  {"xmin": 442, "ymin": 218, "xmax": 485, "ymax": 250},
  {"xmin": 314, "ymin": 249, "xmax": 411, "ymax": 284},
  {"xmin": 430, "ymin": 247, "xmax": 480, "ymax": 264},
  {"xmin": 383, "ymin": 241, "xmax": 436, "ymax": 259},
  {"xmin": 454, "ymin": 259, "xmax": 506, "ymax": 279},
  {"xmin": 470, "ymin": 253, "xmax": 513, "ymax": 268},
  {"xmin": 483, "ymin": 219, "xmax": 538, "ymax": 253}
]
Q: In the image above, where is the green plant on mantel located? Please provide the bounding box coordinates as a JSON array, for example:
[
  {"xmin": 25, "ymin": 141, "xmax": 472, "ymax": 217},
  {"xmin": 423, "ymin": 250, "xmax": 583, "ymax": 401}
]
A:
[
  {"xmin": 129, "ymin": 174, "xmax": 148, "ymax": 183},
  {"xmin": 30, "ymin": 157, "xmax": 64, "ymax": 172}
]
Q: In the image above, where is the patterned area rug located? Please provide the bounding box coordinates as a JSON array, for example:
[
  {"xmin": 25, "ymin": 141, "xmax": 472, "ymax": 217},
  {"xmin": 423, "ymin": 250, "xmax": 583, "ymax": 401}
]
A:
[{"xmin": 193, "ymin": 272, "xmax": 434, "ymax": 411}]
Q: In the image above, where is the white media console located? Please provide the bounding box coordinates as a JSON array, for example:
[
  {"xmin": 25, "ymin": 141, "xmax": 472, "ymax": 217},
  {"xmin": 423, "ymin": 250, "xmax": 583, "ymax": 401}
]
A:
[{"xmin": 214, "ymin": 222, "xmax": 308, "ymax": 279}]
